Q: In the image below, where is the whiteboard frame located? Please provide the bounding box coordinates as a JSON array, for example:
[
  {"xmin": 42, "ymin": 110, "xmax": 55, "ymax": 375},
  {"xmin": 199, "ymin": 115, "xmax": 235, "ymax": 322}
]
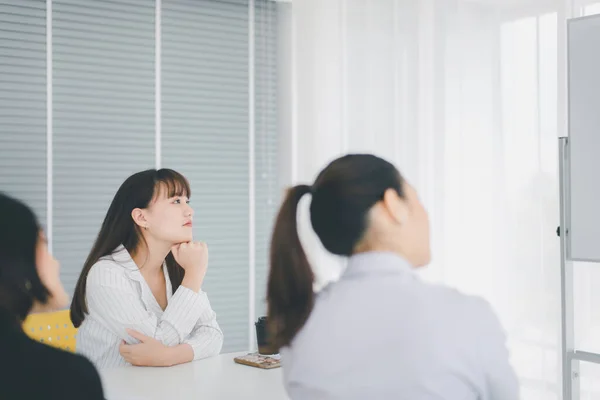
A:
[{"xmin": 561, "ymin": 14, "xmax": 600, "ymax": 400}]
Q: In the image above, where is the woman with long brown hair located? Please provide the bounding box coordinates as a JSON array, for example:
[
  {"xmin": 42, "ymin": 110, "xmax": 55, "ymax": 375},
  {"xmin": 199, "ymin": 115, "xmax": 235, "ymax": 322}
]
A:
[
  {"xmin": 71, "ymin": 169, "xmax": 223, "ymax": 369},
  {"xmin": 267, "ymin": 154, "xmax": 519, "ymax": 399}
]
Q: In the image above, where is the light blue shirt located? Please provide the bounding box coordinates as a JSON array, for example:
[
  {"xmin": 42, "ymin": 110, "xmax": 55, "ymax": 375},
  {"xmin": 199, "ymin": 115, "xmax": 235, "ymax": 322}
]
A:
[{"xmin": 282, "ymin": 252, "xmax": 519, "ymax": 400}]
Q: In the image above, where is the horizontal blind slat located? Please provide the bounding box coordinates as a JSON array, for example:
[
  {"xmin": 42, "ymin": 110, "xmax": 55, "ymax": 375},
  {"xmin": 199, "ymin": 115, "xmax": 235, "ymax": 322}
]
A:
[{"xmin": 0, "ymin": 4, "xmax": 45, "ymax": 17}]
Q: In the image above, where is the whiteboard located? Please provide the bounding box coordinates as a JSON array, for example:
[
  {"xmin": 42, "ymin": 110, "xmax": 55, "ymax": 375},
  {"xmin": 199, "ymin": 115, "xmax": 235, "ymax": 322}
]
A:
[{"xmin": 568, "ymin": 15, "xmax": 600, "ymax": 261}]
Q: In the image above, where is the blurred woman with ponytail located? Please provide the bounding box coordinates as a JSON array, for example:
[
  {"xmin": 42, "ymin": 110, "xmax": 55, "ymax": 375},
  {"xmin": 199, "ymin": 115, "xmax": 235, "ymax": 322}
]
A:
[{"xmin": 267, "ymin": 154, "xmax": 519, "ymax": 400}]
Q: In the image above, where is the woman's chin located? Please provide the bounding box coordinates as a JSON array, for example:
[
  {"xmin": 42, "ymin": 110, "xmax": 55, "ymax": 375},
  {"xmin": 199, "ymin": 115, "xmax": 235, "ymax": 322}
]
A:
[{"xmin": 173, "ymin": 235, "xmax": 193, "ymax": 245}]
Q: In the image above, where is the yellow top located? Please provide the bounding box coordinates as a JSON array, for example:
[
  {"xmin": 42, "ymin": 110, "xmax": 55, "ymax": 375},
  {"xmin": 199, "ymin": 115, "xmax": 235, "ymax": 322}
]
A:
[{"xmin": 22, "ymin": 310, "xmax": 77, "ymax": 352}]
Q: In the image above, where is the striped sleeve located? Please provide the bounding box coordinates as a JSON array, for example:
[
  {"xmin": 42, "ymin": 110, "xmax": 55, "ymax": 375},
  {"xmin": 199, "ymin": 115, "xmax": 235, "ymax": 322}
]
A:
[
  {"xmin": 182, "ymin": 292, "xmax": 224, "ymax": 360},
  {"xmin": 86, "ymin": 264, "xmax": 206, "ymax": 346}
]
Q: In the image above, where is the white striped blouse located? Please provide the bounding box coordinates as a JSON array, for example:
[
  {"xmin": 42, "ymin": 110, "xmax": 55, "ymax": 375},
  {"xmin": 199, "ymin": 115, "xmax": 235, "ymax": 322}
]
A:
[{"xmin": 75, "ymin": 245, "xmax": 223, "ymax": 369}]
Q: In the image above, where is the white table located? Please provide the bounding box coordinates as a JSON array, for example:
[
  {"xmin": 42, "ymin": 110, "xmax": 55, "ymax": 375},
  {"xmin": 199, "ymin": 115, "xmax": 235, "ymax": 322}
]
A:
[{"xmin": 100, "ymin": 352, "xmax": 288, "ymax": 400}]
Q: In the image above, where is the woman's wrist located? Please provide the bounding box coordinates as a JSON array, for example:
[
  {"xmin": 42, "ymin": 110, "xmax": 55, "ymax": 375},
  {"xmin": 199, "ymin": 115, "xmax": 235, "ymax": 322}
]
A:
[
  {"xmin": 181, "ymin": 270, "xmax": 203, "ymax": 293},
  {"xmin": 162, "ymin": 344, "xmax": 194, "ymax": 367}
]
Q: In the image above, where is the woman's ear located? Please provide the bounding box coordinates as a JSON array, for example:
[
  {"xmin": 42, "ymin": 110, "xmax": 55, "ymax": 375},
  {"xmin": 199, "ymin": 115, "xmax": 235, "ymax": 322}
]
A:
[
  {"xmin": 131, "ymin": 208, "xmax": 148, "ymax": 229},
  {"xmin": 382, "ymin": 188, "xmax": 408, "ymax": 225}
]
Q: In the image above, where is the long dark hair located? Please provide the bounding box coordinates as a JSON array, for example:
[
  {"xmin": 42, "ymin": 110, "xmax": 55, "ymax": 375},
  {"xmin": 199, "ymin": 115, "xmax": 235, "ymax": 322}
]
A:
[
  {"xmin": 267, "ymin": 154, "xmax": 404, "ymax": 349},
  {"xmin": 70, "ymin": 169, "xmax": 191, "ymax": 327},
  {"xmin": 0, "ymin": 193, "xmax": 50, "ymax": 323}
]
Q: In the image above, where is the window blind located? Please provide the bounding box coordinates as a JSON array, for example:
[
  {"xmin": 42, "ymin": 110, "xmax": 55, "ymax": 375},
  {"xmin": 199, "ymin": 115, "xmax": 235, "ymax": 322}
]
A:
[
  {"xmin": 0, "ymin": 0, "xmax": 47, "ymax": 225},
  {"xmin": 162, "ymin": 0, "xmax": 250, "ymax": 353},
  {"xmin": 254, "ymin": 0, "xmax": 279, "ymax": 319},
  {"xmin": 52, "ymin": 0, "xmax": 155, "ymax": 293},
  {"xmin": 0, "ymin": 0, "xmax": 280, "ymax": 353}
]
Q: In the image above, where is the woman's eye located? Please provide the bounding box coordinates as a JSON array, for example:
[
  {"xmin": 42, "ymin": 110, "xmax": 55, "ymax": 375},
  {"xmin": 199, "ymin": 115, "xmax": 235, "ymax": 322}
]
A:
[
  {"xmin": 186, "ymin": 200, "xmax": 190, "ymax": 204},
  {"xmin": 174, "ymin": 199, "xmax": 181, "ymax": 204}
]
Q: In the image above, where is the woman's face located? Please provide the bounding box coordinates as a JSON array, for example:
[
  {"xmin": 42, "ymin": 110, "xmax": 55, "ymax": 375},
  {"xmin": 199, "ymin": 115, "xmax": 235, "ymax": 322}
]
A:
[
  {"xmin": 33, "ymin": 233, "xmax": 69, "ymax": 312},
  {"xmin": 139, "ymin": 185, "xmax": 195, "ymax": 245}
]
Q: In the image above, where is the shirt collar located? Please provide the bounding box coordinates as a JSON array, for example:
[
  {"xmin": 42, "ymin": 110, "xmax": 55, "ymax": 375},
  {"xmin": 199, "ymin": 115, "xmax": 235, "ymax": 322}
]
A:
[
  {"xmin": 108, "ymin": 245, "xmax": 171, "ymax": 290},
  {"xmin": 343, "ymin": 251, "xmax": 415, "ymax": 279},
  {"xmin": 110, "ymin": 245, "xmax": 138, "ymax": 271}
]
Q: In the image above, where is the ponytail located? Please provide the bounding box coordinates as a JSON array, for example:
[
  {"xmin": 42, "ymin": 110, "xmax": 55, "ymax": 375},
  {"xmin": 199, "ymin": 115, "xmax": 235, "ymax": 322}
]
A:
[{"xmin": 267, "ymin": 184, "xmax": 314, "ymax": 350}]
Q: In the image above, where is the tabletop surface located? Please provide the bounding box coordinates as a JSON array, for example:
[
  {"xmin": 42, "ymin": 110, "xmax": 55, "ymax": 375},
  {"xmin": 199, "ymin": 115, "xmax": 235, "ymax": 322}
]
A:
[{"xmin": 100, "ymin": 352, "xmax": 288, "ymax": 400}]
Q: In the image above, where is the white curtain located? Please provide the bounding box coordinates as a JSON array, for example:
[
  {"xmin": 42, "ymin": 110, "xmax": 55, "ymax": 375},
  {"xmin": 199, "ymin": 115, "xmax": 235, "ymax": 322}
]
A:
[{"xmin": 285, "ymin": 0, "xmax": 600, "ymax": 398}]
